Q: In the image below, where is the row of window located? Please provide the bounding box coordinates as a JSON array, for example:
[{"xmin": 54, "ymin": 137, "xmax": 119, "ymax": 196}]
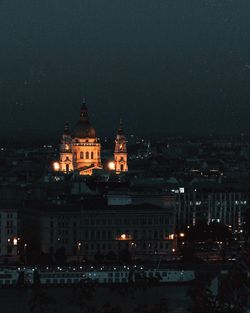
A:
[
  {"xmin": 82, "ymin": 229, "xmax": 168, "ymax": 240},
  {"xmin": 74, "ymin": 151, "xmax": 96, "ymax": 160},
  {"xmin": 82, "ymin": 242, "xmax": 169, "ymax": 251},
  {"xmin": 50, "ymin": 222, "xmax": 76, "ymax": 228},
  {"xmin": 50, "ymin": 229, "xmax": 169, "ymax": 241},
  {"xmin": 83, "ymin": 217, "xmax": 170, "ymax": 226},
  {"xmin": 48, "ymin": 218, "xmax": 171, "ymax": 228},
  {"xmin": 0, "ymin": 213, "xmax": 15, "ymax": 219},
  {"xmin": 51, "ymin": 241, "xmax": 170, "ymax": 252}
]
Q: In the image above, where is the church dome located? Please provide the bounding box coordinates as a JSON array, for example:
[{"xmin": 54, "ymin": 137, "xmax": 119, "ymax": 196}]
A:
[
  {"xmin": 72, "ymin": 102, "xmax": 97, "ymax": 139},
  {"xmin": 72, "ymin": 121, "xmax": 96, "ymax": 138}
]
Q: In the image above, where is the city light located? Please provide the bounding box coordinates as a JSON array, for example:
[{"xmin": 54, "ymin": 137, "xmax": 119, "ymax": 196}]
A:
[
  {"xmin": 13, "ymin": 238, "xmax": 18, "ymax": 246},
  {"xmin": 77, "ymin": 242, "xmax": 81, "ymax": 251},
  {"xmin": 121, "ymin": 234, "xmax": 126, "ymax": 240},
  {"xmin": 179, "ymin": 233, "xmax": 185, "ymax": 238},
  {"xmin": 53, "ymin": 162, "xmax": 60, "ymax": 171},
  {"xmin": 108, "ymin": 161, "xmax": 115, "ymax": 170}
]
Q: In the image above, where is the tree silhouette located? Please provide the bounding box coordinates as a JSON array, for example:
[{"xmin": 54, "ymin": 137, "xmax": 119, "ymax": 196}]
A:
[
  {"xmin": 29, "ymin": 289, "xmax": 57, "ymax": 313},
  {"xmin": 188, "ymin": 266, "xmax": 247, "ymax": 313},
  {"xmin": 72, "ymin": 279, "xmax": 98, "ymax": 313}
]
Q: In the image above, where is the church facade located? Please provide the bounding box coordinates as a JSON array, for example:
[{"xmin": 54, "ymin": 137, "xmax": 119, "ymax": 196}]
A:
[{"xmin": 59, "ymin": 101, "xmax": 128, "ymax": 175}]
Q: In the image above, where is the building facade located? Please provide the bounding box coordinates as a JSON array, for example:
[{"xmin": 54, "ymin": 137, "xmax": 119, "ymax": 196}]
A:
[
  {"xmin": 114, "ymin": 121, "xmax": 128, "ymax": 173},
  {"xmin": 59, "ymin": 101, "xmax": 128, "ymax": 175},
  {"xmin": 60, "ymin": 102, "xmax": 102, "ymax": 175},
  {"xmin": 40, "ymin": 203, "xmax": 175, "ymax": 260},
  {"xmin": 175, "ymin": 187, "xmax": 249, "ymax": 230},
  {"xmin": 0, "ymin": 205, "xmax": 18, "ymax": 258}
]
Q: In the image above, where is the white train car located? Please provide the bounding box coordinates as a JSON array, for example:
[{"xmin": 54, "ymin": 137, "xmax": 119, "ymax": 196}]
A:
[
  {"xmin": 147, "ymin": 269, "xmax": 195, "ymax": 283},
  {"xmin": 37, "ymin": 267, "xmax": 195, "ymax": 285},
  {"xmin": 0, "ymin": 266, "xmax": 196, "ymax": 286},
  {"xmin": 0, "ymin": 269, "xmax": 19, "ymax": 286},
  {"xmin": 38, "ymin": 268, "xmax": 131, "ymax": 285}
]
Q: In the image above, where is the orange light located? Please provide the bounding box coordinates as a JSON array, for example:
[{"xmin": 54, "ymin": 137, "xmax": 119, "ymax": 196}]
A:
[
  {"xmin": 108, "ymin": 161, "xmax": 115, "ymax": 171},
  {"xmin": 180, "ymin": 233, "xmax": 185, "ymax": 238},
  {"xmin": 53, "ymin": 162, "xmax": 60, "ymax": 171},
  {"xmin": 121, "ymin": 234, "xmax": 126, "ymax": 240}
]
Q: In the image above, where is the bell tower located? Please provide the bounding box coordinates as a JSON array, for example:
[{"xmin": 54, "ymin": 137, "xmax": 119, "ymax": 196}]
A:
[
  {"xmin": 59, "ymin": 122, "xmax": 73, "ymax": 173},
  {"xmin": 114, "ymin": 120, "xmax": 128, "ymax": 173}
]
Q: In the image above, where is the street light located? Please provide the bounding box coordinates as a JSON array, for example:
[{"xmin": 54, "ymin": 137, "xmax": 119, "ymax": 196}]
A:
[
  {"xmin": 53, "ymin": 162, "xmax": 60, "ymax": 171},
  {"xmin": 24, "ymin": 244, "xmax": 28, "ymax": 265},
  {"xmin": 108, "ymin": 161, "xmax": 115, "ymax": 171}
]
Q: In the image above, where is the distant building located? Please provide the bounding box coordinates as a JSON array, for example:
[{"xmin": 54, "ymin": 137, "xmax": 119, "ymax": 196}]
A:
[
  {"xmin": 40, "ymin": 202, "xmax": 175, "ymax": 260},
  {"xmin": 59, "ymin": 102, "xmax": 102, "ymax": 175},
  {"xmin": 0, "ymin": 204, "xmax": 18, "ymax": 258},
  {"xmin": 175, "ymin": 186, "xmax": 249, "ymax": 230},
  {"xmin": 59, "ymin": 100, "xmax": 128, "ymax": 176},
  {"xmin": 114, "ymin": 120, "xmax": 128, "ymax": 173}
]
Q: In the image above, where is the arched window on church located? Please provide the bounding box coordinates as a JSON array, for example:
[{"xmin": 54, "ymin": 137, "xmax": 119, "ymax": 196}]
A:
[
  {"xmin": 86, "ymin": 152, "xmax": 89, "ymax": 159},
  {"xmin": 91, "ymin": 152, "xmax": 94, "ymax": 159},
  {"xmin": 120, "ymin": 164, "xmax": 124, "ymax": 171},
  {"xmin": 80, "ymin": 152, "xmax": 84, "ymax": 159}
]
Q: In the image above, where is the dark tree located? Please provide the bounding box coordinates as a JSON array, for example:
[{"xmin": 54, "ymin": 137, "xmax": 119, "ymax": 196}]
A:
[
  {"xmin": 29, "ymin": 290, "xmax": 57, "ymax": 313},
  {"xmin": 17, "ymin": 271, "xmax": 25, "ymax": 288},
  {"xmin": 72, "ymin": 280, "xmax": 97, "ymax": 313},
  {"xmin": 187, "ymin": 274, "xmax": 215, "ymax": 313},
  {"xmin": 33, "ymin": 270, "xmax": 41, "ymax": 289}
]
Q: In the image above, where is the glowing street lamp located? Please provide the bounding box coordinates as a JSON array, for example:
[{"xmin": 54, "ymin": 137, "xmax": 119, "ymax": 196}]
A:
[
  {"xmin": 53, "ymin": 162, "xmax": 60, "ymax": 171},
  {"xmin": 179, "ymin": 233, "xmax": 185, "ymax": 238},
  {"xmin": 108, "ymin": 161, "xmax": 115, "ymax": 171},
  {"xmin": 169, "ymin": 234, "xmax": 175, "ymax": 240}
]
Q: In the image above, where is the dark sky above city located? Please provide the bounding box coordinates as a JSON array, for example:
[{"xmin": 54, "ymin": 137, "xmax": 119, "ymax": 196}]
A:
[{"xmin": 1, "ymin": 0, "xmax": 250, "ymax": 140}]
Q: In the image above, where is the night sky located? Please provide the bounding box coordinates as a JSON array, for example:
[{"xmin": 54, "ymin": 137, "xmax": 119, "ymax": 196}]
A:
[{"xmin": 1, "ymin": 0, "xmax": 250, "ymax": 139}]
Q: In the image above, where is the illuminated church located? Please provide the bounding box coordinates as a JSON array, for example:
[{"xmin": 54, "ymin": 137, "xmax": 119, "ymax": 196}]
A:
[{"xmin": 59, "ymin": 100, "xmax": 128, "ymax": 175}]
